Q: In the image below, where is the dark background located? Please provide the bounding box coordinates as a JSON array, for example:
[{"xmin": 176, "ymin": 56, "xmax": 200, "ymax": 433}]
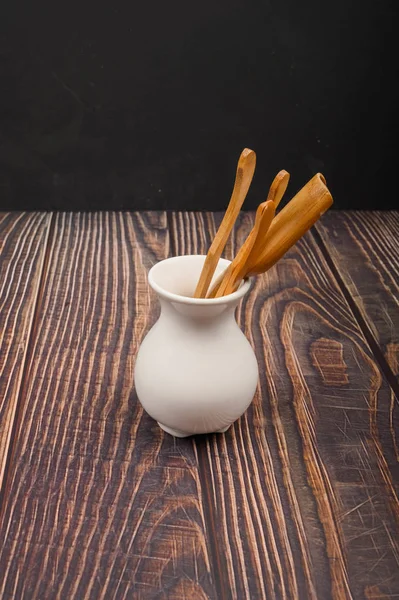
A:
[{"xmin": 0, "ymin": 0, "xmax": 396, "ymax": 211}]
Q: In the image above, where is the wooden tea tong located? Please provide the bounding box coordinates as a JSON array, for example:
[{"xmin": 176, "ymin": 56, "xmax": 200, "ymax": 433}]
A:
[{"xmin": 193, "ymin": 148, "xmax": 256, "ymax": 298}]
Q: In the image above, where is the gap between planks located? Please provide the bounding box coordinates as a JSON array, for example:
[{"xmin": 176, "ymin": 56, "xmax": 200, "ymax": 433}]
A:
[{"xmin": 311, "ymin": 227, "xmax": 399, "ymax": 401}]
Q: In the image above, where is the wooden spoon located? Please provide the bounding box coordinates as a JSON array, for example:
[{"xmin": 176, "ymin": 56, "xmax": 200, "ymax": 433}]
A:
[
  {"xmin": 211, "ymin": 200, "xmax": 275, "ymax": 297},
  {"xmin": 193, "ymin": 148, "xmax": 256, "ymax": 298},
  {"xmin": 266, "ymin": 169, "xmax": 290, "ymax": 208},
  {"xmin": 246, "ymin": 173, "xmax": 333, "ymax": 275}
]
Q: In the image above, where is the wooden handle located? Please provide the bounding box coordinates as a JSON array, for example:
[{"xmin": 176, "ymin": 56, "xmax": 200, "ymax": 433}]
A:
[
  {"xmin": 267, "ymin": 170, "xmax": 290, "ymax": 208},
  {"xmin": 247, "ymin": 173, "xmax": 333, "ymax": 275},
  {"xmin": 245, "ymin": 200, "xmax": 276, "ymax": 267},
  {"xmin": 213, "ymin": 201, "xmax": 268, "ymax": 297},
  {"xmin": 193, "ymin": 148, "xmax": 256, "ymax": 298},
  {"xmin": 215, "ymin": 200, "xmax": 276, "ymax": 297},
  {"xmin": 216, "ymin": 169, "xmax": 289, "ymax": 296}
]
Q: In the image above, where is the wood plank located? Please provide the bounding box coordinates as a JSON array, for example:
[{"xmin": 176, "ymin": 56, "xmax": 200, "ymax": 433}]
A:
[
  {"xmin": 169, "ymin": 211, "xmax": 399, "ymax": 600},
  {"xmin": 0, "ymin": 212, "xmax": 215, "ymax": 599},
  {"xmin": 316, "ymin": 211, "xmax": 399, "ymax": 376},
  {"xmin": 0, "ymin": 212, "xmax": 50, "ymax": 493}
]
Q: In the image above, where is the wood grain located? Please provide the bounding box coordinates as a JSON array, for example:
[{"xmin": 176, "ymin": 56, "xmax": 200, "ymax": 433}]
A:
[
  {"xmin": 316, "ymin": 211, "xmax": 399, "ymax": 375},
  {"xmin": 169, "ymin": 211, "xmax": 399, "ymax": 600},
  {"xmin": 0, "ymin": 212, "xmax": 50, "ymax": 493},
  {"xmin": 0, "ymin": 212, "xmax": 215, "ymax": 599},
  {"xmin": 1, "ymin": 210, "xmax": 398, "ymax": 600}
]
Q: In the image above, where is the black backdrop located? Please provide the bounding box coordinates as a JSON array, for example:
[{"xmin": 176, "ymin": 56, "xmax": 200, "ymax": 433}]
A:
[{"xmin": 0, "ymin": 0, "xmax": 397, "ymax": 211}]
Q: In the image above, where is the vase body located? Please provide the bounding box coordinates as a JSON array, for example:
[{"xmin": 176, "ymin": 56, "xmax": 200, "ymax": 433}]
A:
[{"xmin": 134, "ymin": 255, "xmax": 259, "ymax": 437}]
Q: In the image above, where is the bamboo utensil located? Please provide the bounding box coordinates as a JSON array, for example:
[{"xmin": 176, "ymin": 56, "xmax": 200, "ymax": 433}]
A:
[
  {"xmin": 209, "ymin": 172, "xmax": 332, "ymax": 297},
  {"xmin": 209, "ymin": 200, "xmax": 275, "ymax": 297},
  {"xmin": 246, "ymin": 172, "xmax": 332, "ymax": 275},
  {"xmin": 248, "ymin": 171, "xmax": 290, "ymax": 260},
  {"xmin": 193, "ymin": 148, "xmax": 256, "ymax": 298},
  {"xmin": 266, "ymin": 169, "xmax": 290, "ymax": 207},
  {"xmin": 209, "ymin": 169, "xmax": 290, "ymax": 297}
]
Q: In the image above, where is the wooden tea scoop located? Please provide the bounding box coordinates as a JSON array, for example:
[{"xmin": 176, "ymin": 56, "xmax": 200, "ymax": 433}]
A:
[
  {"xmin": 266, "ymin": 169, "xmax": 290, "ymax": 208},
  {"xmin": 210, "ymin": 200, "xmax": 275, "ymax": 297},
  {"xmin": 246, "ymin": 173, "xmax": 333, "ymax": 275},
  {"xmin": 193, "ymin": 148, "xmax": 256, "ymax": 298}
]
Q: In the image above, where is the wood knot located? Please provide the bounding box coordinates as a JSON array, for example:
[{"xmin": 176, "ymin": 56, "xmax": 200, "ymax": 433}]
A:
[
  {"xmin": 311, "ymin": 338, "xmax": 349, "ymax": 386},
  {"xmin": 365, "ymin": 584, "xmax": 389, "ymax": 599}
]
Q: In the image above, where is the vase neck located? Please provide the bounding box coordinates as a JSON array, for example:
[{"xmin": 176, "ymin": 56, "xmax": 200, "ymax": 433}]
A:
[{"xmin": 159, "ymin": 297, "xmax": 239, "ymax": 323}]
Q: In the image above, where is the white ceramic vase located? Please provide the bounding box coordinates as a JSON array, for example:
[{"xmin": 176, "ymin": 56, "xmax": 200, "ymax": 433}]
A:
[{"xmin": 134, "ymin": 255, "xmax": 259, "ymax": 437}]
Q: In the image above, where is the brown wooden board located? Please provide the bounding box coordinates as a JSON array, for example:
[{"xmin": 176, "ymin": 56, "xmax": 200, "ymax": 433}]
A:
[
  {"xmin": 0, "ymin": 212, "xmax": 215, "ymax": 599},
  {"xmin": 169, "ymin": 212, "xmax": 399, "ymax": 600},
  {"xmin": 1, "ymin": 211, "xmax": 398, "ymax": 599},
  {"xmin": 0, "ymin": 212, "xmax": 50, "ymax": 492}
]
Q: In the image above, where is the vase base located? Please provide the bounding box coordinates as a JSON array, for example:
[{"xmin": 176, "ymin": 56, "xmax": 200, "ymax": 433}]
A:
[
  {"xmin": 217, "ymin": 425, "xmax": 230, "ymax": 433},
  {"xmin": 157, "ymin": 423, "xmax": 191, "ymax": 437},
  {"xmin": 157, "ymin": 422, "xmax": 231, "ymax": 437}
]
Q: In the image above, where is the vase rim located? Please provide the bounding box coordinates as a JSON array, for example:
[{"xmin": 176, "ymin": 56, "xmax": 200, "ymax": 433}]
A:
[{"xmin": 148, "ymin": 254, "xmax": 252, "ymax": 306}]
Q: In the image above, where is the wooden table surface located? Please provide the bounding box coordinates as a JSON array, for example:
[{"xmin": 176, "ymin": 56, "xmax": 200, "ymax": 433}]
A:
[{"xmin": 0, "ymin": 211, "xmax": 398, "ymax": 600}]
